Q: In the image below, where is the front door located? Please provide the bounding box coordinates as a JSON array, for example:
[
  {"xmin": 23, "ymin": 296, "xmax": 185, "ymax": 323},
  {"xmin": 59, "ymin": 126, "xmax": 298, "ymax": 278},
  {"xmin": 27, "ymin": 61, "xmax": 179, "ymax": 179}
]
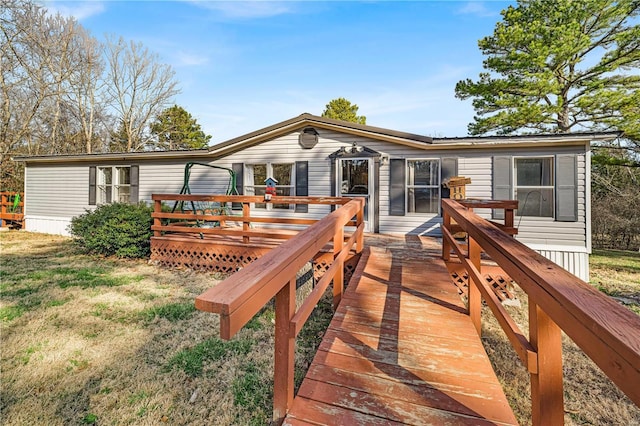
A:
[{"xmin": 338, "ymin": 158, "xmax": 374, "ymax": 232}]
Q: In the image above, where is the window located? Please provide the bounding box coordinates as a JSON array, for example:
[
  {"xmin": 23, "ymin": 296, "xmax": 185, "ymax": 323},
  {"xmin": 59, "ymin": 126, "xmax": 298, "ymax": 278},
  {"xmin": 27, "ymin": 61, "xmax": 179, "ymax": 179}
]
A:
[
  {"xmin": 407, "ymin": 160, "xmax": 440, "ymax": 214},
  {"xmin": 97, "ymin": 166, "xmax": 131, "ymax": 204},
  {"xmin": 245, "ymin": 163, "xmax": 294, "ymax": 209},
  {"xmin": 514, "ymin": 157, "xmax": 554, "ymax": 217}
]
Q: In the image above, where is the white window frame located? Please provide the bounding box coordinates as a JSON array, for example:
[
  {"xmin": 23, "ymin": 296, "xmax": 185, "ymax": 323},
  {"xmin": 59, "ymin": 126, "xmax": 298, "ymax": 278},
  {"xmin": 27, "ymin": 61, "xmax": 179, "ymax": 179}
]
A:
[
  {"xmin": 245, "ymin": 162, "xmax": 295, "ymax": 210},
  {"xmin": 514, "ymin": 156, "xmax": 554, "ymax": 217},
  {"xmin": 97, "ymin": 166, "xmax": 131, "ymax": 204},
  {"xmin": 406, "ymin": 159, "xmax": 441, "ymax": 215}
]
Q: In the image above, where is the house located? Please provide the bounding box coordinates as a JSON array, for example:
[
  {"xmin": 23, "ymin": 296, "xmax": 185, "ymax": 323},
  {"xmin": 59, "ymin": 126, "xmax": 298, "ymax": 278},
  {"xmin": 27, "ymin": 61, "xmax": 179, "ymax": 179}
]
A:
[{"xmin": 14, "ymin": 113, "xmax": 619, "ymax": 280}]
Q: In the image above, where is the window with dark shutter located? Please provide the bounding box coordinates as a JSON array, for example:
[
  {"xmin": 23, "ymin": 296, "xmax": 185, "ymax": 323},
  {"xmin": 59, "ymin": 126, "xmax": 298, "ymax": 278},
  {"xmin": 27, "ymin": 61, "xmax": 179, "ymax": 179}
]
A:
[
  {"xmin": 295, "ymin": 161, "xmax": 308, "ymax": 213},
  {"xmin": 555, "ymin": 154, "xmax": 578, "ymax": 222},
  {"xmin": 232, "ymin": 163, "xmax": 243, "ymax": 210},
  {"xmin": 389, "ymin": 159, "xmax": 406, "ymax": 216},
  {"xmin": 441, "ymin": 158, "xmax": 458, "ymax": 182},
  {"xmin": 492, "ymin": 156, "xmax": 513, "ymax": 219},
  {"xmin": 88, "ymin": 166, "xmax": 97, "ymax": 205},
  {"xmin": 130, "ymin": 165, "xmax": 139, "ymax": 204},
  {"xmin": 440, "ymin": 157, "xmax": 458, "ymax": 202}
]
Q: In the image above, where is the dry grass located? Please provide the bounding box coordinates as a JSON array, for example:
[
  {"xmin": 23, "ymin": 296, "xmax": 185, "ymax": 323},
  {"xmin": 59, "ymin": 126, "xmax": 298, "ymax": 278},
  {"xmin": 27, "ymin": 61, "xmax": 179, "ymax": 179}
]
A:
[
  {"xmin": 3, "ymin": 231, "xmax": 639, "ymax": 425},
  {"xmin": 0, "ymin": 231, "xmax": 330, "ymax": 425},
  {"xmin": 481, "ymin": 249, "xmax": 640, "ymax": 425}
]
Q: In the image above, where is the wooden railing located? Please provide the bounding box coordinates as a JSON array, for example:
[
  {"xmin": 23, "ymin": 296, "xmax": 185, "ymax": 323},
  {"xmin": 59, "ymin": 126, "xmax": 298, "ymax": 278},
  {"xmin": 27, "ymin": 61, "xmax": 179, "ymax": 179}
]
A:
[
  {"xmin": 442, "ymin": 198, "xmax": 640, "ymax": 425},
  {"xmin": 1, "ymin": 192, "xmax": 24, "ymax": 228},
  {"xmin": 151, "ymin": 194, "xmax": 356, "ymax": 242},
  {"xmin": 194, "ymin": 198, "xmax": 365, "ymax": 424}
]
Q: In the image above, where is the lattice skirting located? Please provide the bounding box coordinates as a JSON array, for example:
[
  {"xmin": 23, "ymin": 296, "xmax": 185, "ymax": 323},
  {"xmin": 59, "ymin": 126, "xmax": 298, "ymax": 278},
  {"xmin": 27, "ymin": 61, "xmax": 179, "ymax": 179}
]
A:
[
  {"xmin": 445, "ymin": 261, "xmax": 515, "ymax": 302},
  {"xmin": 312, "ymin": 251, "xmax": 360, "ymax": 285},
  {"xmin": 151, "ymin": 237, "xmax": 361, "ymax": 280},
  {"xmin": 151, "ymin": 237, "xmax": 272, "ymax": 273}
]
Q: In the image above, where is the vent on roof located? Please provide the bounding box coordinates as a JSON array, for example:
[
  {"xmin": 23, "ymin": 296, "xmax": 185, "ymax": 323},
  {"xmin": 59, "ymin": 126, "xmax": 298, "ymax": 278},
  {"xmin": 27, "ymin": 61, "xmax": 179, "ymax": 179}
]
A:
[{"xmin": 299, "ymin": 127, "xmax": 319, "ymax": 149}]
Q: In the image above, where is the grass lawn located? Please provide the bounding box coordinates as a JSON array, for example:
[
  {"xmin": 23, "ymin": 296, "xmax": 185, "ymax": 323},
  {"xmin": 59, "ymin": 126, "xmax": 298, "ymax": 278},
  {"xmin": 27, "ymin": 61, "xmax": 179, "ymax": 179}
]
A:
[
  {"xmin": 0, "ymin": 231, "xmax": 331, "ymax": 425},
  {"xmin": 1, "ymin": 232, "xmax": 638, "ymax": 425},
  {"xmin": 481, "ymin": 248, "xmax": 640, "ymax": 425}
]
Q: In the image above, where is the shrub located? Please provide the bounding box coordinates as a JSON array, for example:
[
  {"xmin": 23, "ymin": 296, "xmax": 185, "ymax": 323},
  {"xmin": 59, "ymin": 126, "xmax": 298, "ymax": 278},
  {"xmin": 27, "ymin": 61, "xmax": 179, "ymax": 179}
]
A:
[{"xmin": 69, "ymin": 203, "xmax": 153, "ymax": 258}]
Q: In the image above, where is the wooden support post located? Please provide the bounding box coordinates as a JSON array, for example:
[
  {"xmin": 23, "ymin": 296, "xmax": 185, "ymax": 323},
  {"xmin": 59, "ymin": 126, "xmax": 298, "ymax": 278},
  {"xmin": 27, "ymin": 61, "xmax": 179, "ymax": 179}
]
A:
[
  {"xmin": 1, "ymin": 193, "xmax": 8, "ymax": 228},
  {"xmin": 442, "ymin": 210, "xmax": 451, "ymax": 261},
  {"xmin": 333, "ymin": 226, "xmax": 344, "ymax": 309},
  {"xmin": 242, "ymin": 203, "xmax": 250, "ymax": 243},
  {"xmin": 505, "ymin": 207, "xmax": 514, "ymax": 237},
  {"xmin": 468, "ymin": 236, "xmax": 482, "ymax": 336},
  {"xmin": 529, "ymin": 300, "xmax": 564, "ymax": 426},
  {"xmin": 273, "ymin": 278, "xmax": 296, "ymax": 424},
  {"xmin": 153, "ymin": 200, "xmax": 162, "ymax": 237},
  {"xmin": 356, "ymin": 202, "xmax": 364, "ymax": 253},
  {"xmin": 219, "ymin": 205, "xmax": 226, "ymax": 228}
]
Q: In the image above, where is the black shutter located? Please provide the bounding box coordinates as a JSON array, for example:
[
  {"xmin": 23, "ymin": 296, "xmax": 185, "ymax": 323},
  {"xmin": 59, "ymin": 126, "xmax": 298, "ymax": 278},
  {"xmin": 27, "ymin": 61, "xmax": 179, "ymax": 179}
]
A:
[
  {"xmin": 555, "ymin": 154, "xmax": 578, "ymax": 222},
  {"xmin": 389, "ymin": 159, "xmax": 405, "ymax": 216},
  {"xmin": 88, "ymin": 166, "xmax": 96, "ymax": 205},
  {"xmin": 295, "ymin": 161, "xmax": 308, "ymax": 213},
  {"xmin": 330, "ymin": 160, "xmax": 336, "ymax": 212},
  {"xmin": 492, "ymin": 156, "xmax": 512, "ymax": 219},
  {"xmin": 441, "ymin": 158, "xmax": 458, "ymax": 181},
  {"xmin": 441, "ymin": 157, "xmax": 458, "ymax": 201},
  {"xmin": 130, "ymin": 165, "xmax": 139, "ymax": 204},
  {"xmin": 231, "ymin": 163, "xmax": 244, "ymax": 210}
]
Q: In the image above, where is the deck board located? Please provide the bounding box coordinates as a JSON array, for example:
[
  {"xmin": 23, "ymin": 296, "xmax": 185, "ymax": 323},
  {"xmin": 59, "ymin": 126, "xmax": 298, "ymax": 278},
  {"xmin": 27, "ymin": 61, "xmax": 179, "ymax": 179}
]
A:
[{"xmin": 284, "ymin": 245, "xmax": 517, "ymax": 426}]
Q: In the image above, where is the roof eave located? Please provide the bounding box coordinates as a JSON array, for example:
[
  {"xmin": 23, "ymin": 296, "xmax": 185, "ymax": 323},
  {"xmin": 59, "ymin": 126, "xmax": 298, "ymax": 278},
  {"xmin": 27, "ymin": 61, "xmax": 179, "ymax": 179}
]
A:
[
  {"xmin": 13, "ymin": 149, "xmax": 213, "ymax": 164},
  {"xmin": 207, "ymin": 113, "xmax": 434, "ymax": 157},
  {"xmin": 431, "ymin": 131, "xmax": 621, "ymax": 146}
]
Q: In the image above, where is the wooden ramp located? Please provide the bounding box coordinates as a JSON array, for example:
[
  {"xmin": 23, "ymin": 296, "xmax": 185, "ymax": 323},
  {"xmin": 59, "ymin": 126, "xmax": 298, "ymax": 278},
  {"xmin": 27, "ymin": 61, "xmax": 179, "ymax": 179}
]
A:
[{"xmin": 284, "ymin": 246, "xmax": 517, "ymax": 425}]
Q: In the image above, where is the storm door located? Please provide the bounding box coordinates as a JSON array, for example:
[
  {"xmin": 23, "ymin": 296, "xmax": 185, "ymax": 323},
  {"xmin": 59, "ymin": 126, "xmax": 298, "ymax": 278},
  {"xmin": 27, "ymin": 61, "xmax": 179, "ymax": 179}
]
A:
[{"xmin": 338, "ymin": 158, "xmax": 373, "ymax": 232}]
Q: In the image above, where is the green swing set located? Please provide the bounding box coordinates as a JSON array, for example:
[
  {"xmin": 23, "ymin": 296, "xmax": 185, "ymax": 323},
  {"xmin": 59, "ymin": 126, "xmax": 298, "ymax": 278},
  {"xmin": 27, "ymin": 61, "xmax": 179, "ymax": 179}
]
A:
[{"xmin": 171, "ymin": 162, "xmax": 239, "ymax": 230}]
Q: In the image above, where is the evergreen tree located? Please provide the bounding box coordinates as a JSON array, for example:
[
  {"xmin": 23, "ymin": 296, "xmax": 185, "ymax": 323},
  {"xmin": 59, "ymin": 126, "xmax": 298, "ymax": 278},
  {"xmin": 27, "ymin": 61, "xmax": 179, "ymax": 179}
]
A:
[
  {"xmin": 455, "ymin": 0, "xmax": 640, "ymax": 142},
  {"xmin": 321, "ymin": 98, "xmax": 367, "ymax": 124},
  {"xmin": 149, "ymin": 105, "xmax": 211, "ymax": 150}
]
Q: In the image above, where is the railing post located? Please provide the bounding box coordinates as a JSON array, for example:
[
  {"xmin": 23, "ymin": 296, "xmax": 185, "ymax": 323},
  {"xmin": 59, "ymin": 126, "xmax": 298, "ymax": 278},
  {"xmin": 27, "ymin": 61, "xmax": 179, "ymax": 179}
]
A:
[
  {"xmin": 153, "ymin": 200, "xmax": 162, "ymax": 237},
  {"xmin": 442, "ymin": 208, "xmax": 451, "ymax": 261},
  {"xmin": 356, "ymin": 200, "xmax": 364, "ymax": 253},
  {"xmin": 529, "ymin": 300, "xmax": 564, "ymax": 426},
  {"xmin": 1, "ymin": 193, "xmax": 6, "ymax": 228},
  {"xmin": 273, "ymin": 277, "xmax": 296, "ymax": 424},
  {"xmin": 505, "ymin": 207, "xmax": 514, "ymax": 231},
  {"xmin": 242, "ymin": 202, "xmax": 250, "ymax": 243},
  {"xmin": 468, "ymin": 236, "xmax": 482, "ymax": 336},
  {"xmin": 333, "ymin": 225, "xmax": 345, "ymax": 309}
]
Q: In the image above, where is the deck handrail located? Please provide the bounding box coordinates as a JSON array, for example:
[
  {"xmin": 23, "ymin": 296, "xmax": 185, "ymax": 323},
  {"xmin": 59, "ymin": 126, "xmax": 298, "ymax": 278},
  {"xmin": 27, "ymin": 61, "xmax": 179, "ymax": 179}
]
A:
[
  {"xmin": 194, "ymin": 198, "xmax": 365, "ymax": 424},
  {"xmin": 0, "ymin": 191, "xmax": 24, "ymax": 228},
  {"xmin": 441, "ymin": 198, "xmax": 640, "ymax": 425},
  {"xmin": 151, "ymin": 194, "xmax": 356, "ymax": 243}
]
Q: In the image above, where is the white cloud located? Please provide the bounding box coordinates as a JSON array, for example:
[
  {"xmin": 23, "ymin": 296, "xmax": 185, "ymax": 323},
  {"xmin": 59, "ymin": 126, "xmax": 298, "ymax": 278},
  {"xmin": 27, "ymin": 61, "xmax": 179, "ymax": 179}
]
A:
[
  {"xmin": 187, "ymin": 1, "xmax": 293, "ymax": 19},
  {"xmin": 43, "ymin": 1, "xmax": 106, "ymax": 20},
  {"xmin": 456, "ymin": 1, "xmax": 500, "ymax": 18},
  {"xmin": 174, "ymin": 51, "xmax": 210, "ymax": 67}
]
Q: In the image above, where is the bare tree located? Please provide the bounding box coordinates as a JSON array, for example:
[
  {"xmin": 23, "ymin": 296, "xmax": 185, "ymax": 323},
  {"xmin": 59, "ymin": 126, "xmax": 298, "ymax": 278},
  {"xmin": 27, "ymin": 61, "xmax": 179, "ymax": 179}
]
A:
[
  {"xmin": 1, "ymin": 0, "xmax": 52, "ymax": 189},
  {"xmin": 0, "ymin": 0, "xmax": 180, "ymax": 190},
  {"xmin": 104, "ymin": 36, "xmax": 179, "ymax": 152},
  {"xmin": 66, "ymin": 25, "xmax": 107, "ymax": 154},
  {"xmin": 1, "ymin": 0, "xmax": 49, "ymax": 158}
]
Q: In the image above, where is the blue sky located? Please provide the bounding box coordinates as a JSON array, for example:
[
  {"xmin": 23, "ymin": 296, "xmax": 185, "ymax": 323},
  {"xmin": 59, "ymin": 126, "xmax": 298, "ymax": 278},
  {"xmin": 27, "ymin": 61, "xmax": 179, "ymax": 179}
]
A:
[{"xmin": 45, "ymin": 1, "xmax": 513, "ymax": 145}]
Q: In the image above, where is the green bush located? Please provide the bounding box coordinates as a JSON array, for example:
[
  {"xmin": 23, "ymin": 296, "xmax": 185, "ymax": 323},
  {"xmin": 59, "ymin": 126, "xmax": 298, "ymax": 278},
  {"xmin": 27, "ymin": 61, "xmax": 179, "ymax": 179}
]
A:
[{"xmin": 69, "ymin": 203, "xmax": 153, "ymax": 258}]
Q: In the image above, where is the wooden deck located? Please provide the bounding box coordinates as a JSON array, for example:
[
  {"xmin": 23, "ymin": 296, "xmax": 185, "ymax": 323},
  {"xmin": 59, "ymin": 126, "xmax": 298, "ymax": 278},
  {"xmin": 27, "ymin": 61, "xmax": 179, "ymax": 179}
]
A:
[{"xmin": 284, "ymin": 244, "xmax": 518, "ymax": 425}]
